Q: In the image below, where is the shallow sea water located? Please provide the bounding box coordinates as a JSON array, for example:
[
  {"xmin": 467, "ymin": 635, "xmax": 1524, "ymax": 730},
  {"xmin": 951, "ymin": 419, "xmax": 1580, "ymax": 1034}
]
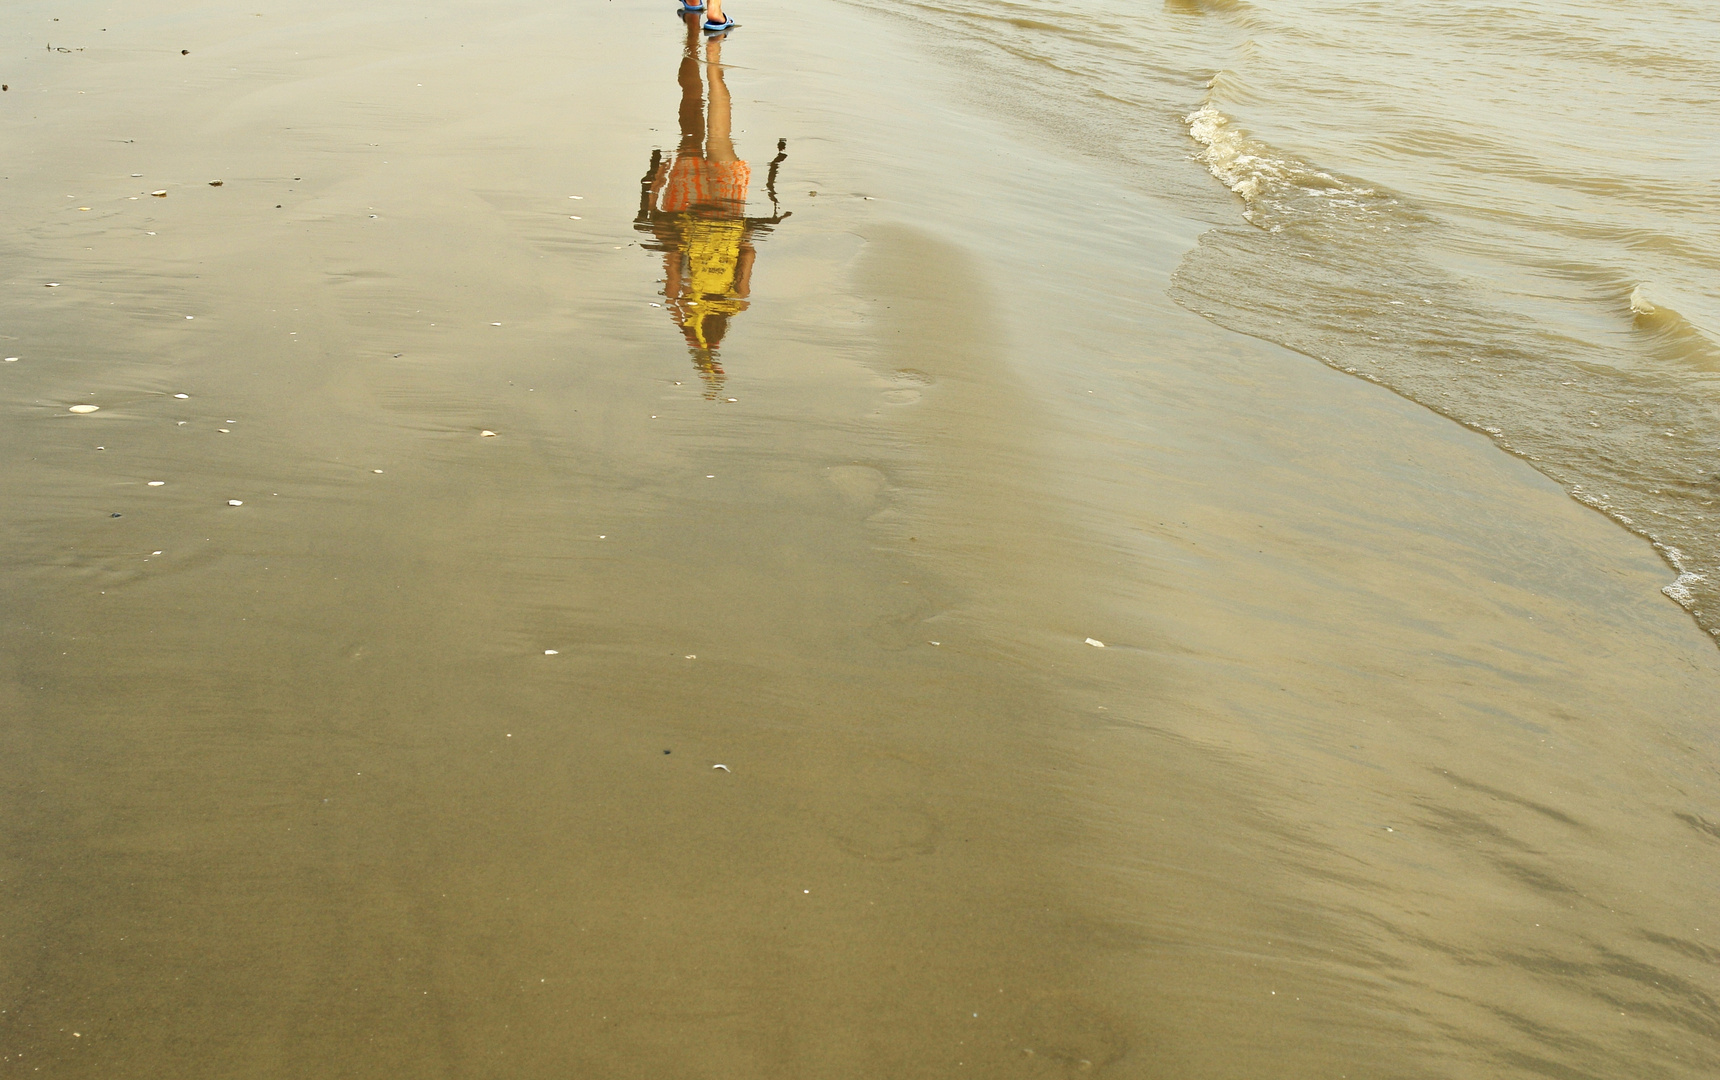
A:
[
  {"xmin": 864, "ymin": 0, "xmax": 1720, "ymax": 636},
  {"xmin": 3, "ymin": 2, "xmax": 1719, "ymax": 1078}
]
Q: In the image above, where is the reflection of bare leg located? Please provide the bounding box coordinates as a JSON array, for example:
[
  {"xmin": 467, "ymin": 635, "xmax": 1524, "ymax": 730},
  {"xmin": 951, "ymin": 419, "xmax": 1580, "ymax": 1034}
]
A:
[
  {"xmin": 677, "ymin": 19, "xmax": 704, "ymax": 149},
  {"xmin": 704, "ymin": 39, "xmax": 737, "ymax": 164}
]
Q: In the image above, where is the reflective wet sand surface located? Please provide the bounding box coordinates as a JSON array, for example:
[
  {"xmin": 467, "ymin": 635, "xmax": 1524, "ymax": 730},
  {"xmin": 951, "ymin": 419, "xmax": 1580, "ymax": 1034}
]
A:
[{"xmin": 4, "ymin": 3, "xmax": 1719, "ymax": 1077}]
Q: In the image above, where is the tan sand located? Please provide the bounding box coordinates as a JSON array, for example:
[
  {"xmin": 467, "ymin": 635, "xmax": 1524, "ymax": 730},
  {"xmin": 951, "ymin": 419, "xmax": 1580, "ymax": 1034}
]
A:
[{"xmin": 3, "ymin": 3, "xmax": 1717, "ymax": 1077}]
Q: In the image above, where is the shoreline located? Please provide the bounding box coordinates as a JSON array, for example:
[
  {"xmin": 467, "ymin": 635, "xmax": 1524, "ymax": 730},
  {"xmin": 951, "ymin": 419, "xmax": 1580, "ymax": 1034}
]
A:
[{"xmin": 4, "ymin": 2, "xmax": 1719, "ymax": 1077}]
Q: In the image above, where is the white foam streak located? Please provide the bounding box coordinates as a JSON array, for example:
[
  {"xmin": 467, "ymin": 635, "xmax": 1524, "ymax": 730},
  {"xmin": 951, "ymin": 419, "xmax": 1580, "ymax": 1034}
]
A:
[
  {"xmin": 1185, "ymin": 104, "xmax": 1270, "ymax": 218},
  {"xmin": 1184, "ymin": 98, "xmax": 1376, "ymax": 232}
]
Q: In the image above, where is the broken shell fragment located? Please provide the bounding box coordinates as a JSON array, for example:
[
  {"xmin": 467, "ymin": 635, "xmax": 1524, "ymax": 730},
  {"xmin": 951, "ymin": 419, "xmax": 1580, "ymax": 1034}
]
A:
[{"xmin": 69, "ymin": 404, "xmax": 100, "ymax": 413}]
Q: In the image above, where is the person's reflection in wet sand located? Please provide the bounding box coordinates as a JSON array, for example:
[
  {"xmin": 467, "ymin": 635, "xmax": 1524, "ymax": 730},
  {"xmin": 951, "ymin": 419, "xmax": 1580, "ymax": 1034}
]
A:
[{"xmin": 635, "ymin": 16, "xmax": 788, "ymax": 397}]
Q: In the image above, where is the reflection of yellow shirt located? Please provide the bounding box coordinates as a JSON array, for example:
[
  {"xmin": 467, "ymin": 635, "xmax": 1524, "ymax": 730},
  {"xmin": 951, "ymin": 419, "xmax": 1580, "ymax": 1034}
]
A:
[
  {"xmin": 679, "ymin": 215, "xmax": 748, "ymax": 348},
  {"xmin": 685, "ymin": 217, "xmax": 746, "ymax": 296}
]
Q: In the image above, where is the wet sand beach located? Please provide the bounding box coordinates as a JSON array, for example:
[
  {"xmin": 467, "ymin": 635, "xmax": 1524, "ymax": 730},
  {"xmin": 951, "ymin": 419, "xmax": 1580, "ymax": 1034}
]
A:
[{"xmin": 4, "ymin": 2, "xmax": 1719, "ymax": 1077}]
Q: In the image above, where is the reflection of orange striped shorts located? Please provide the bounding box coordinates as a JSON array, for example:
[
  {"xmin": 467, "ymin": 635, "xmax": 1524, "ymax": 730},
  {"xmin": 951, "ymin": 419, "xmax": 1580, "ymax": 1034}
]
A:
[{"xmin": 654, "ymin": 155, "xmax": 751, "ymax": 216}]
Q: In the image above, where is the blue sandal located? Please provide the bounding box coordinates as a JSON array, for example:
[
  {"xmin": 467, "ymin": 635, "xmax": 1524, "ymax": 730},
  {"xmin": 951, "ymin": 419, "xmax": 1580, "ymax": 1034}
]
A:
[
  {"xmin": 702, "ymin": 15, "xmax": 737, "ymax": 32},
  {"xmin": 679, "ymin": 2, "xmax": 705, "ymax": 12}
]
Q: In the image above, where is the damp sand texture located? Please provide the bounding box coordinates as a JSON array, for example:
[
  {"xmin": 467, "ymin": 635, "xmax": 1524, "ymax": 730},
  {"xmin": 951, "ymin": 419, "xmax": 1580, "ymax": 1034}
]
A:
[{"xmin": 3, "ymin": 2, "xmax": 1720, "ymax": 1079}]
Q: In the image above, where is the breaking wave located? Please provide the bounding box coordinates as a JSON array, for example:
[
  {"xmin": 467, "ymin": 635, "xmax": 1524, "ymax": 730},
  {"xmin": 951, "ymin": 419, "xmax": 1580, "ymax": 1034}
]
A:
[{"xmin": 1171, "ymin": 95, "xmax": 1720, "ymax": 640}]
